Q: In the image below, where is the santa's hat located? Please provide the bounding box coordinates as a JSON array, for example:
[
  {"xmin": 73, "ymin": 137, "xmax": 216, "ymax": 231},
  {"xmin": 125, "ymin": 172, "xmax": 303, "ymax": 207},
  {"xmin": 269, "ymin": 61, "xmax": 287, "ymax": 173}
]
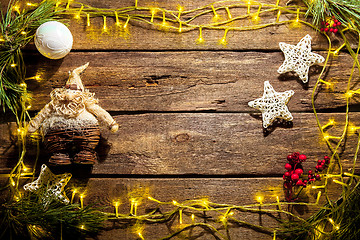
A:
[{"xmin": 65, "ymin": 62, "xmax": 89, "ymax": 91}]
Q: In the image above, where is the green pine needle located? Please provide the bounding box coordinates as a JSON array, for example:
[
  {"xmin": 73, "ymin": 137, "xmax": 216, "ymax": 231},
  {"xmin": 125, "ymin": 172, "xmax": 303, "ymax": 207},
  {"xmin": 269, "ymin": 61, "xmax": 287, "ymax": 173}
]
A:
[
  {"xmin": 303, "ymin": 0, "xmax": 360, "ymax": 31},
  {"xmin": 0, "ymin": 0, "xmax": 58, "ymax": 114}
]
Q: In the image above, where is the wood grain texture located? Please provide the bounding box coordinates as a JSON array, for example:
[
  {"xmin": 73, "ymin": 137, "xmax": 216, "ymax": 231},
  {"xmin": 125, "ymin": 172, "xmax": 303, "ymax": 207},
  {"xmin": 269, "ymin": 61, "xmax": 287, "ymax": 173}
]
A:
[
  {"xmin": 1, "ymin": 113, "xmax": 359, "ymax": 175},
  {"xmin": 62, "ymin": 0, "xmax": 347, "ymax": 51},
  {"xmin": 25, "ymin": 51, "xmax": 356, "ymax": 112},
  {"xmin": 72, "ymin": 177, "xmax": 340, "ymax": 240}
]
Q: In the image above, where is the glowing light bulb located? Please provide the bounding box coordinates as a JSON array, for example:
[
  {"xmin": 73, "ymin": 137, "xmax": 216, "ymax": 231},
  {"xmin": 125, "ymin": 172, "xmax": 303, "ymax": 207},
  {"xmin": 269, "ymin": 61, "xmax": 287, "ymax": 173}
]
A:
[
  {"xmin": 80, "ymin": 225, "xmax": 85, "ymax": 230},
  {"xmin": 345, "ymin": 91, "xmax": 354, "ymax": 99},
  {"xmin": 11, "ymin": 64, "xmax": 16, "ymax": 67},
  {"xmin": 172, "ymin": 200, "xmax": 178, "ymax": 205},
  {"xmin": 103, "ymin": 16, "xmax": 107, "ymax": 32},
  {"xmin": 13, "ymin": 5, "xmax": 20, "ymax": 14},
  {"xmin": 191, "ymin": 214, "xmax": 195, "ymax": 224},
  {"xmin": 80, "ymin": 194, "xmax": 85, "ymax": 208},
  {"xmin": 124, "ymin": 16, "xmax": 130, "ymax": 29},
  {"xmin": 21, "ymin": 31, "xmax": 26, "ymax": 35},
  {"xmin": 86, "ymin": 14, "xmax": 91, "ymax": 26},
  {"xmin": 211, "ymin": 5, "xmax": 220, "ymax": 21},
  {"xmin": 113, "ymin": 201, "xmax": 120, "ymax": 217},
  {"xmin": 150, "ymin": 8, "xmax": 157, "ymax": 23}
]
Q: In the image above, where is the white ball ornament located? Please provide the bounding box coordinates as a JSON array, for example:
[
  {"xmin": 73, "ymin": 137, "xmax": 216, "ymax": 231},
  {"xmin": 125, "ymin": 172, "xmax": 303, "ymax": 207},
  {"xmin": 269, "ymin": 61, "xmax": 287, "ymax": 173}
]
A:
[{"xmin": 34, "ymin": 21, "xmax": 73, "ymax": 59}]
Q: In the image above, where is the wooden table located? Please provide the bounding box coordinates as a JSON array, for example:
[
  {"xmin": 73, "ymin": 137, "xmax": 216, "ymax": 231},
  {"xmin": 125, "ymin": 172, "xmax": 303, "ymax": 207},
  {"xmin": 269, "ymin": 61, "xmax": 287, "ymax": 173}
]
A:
[{"xmin": 1, "ymin": 0, "xmax": 358, "ymax": 239}]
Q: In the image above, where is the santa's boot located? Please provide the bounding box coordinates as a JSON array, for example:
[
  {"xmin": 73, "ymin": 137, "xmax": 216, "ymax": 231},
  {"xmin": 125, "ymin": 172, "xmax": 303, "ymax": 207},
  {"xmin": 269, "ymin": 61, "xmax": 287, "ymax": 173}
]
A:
[
  {"xmin": 73, "ymin": 150, "xmax": 97, "ymax": 164},
  {"xmin": 49, "ymin": 153, "xmax": 72, "ymax": 165}
]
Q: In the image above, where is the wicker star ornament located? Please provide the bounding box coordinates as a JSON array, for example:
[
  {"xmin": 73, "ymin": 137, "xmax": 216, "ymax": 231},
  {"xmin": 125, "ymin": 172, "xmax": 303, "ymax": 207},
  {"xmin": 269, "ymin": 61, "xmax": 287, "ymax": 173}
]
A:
[
  {"xmin": 24, "ymin": 164, "xmax": 72, "ymax": 206},
  {"xmin": 248, "ymin": 81, "xmax": 294, "ymax": 128},
  {"xmin": 278, "ymin": 34, "xmax": 325, "ymax": 83}
]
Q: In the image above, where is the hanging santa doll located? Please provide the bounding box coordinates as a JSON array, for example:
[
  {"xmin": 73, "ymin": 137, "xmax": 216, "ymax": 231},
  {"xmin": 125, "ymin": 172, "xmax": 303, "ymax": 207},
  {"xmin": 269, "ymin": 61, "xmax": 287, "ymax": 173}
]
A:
[{"xmin": 27, "ymin": 63, "xmax": 119, "ymax": 165}]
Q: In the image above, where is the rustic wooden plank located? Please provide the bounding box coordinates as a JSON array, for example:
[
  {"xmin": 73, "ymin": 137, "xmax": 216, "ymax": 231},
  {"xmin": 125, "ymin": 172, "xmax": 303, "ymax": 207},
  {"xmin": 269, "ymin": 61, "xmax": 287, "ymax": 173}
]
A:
[
  {"xmin": 24, "ymin": 51, "xmax": 356, "ymax": 112},
  {"xmin": 3, "ymin": 0, "xmax": 346, "ymax": 51},
  {"xmin": 61, "ymin": 0, "xmax": 342, "ymax": 51},
  {"xmin": 1, "ymin": 113, "xmax": 359, "ymax": 175},
  {"xmin": 72, "ymin": 177, "xmax": 340, "ymax": 240}
]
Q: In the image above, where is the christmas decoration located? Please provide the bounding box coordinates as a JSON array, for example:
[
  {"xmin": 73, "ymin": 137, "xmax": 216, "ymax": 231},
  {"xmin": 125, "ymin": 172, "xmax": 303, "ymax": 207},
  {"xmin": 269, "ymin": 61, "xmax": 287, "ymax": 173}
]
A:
[
  {"xmin": 23, "ymin": 164, "xmax": 72, "ymax": 206},
  {"xmin": 283, "ymin": 152, "xmax": 330, "ymax": 202},
  {"xmin": 0, "ymin": 0, "xmax": 57, "ymax": 113},
  {"xmin": 320, "ymin": 16, "xmax": 342, "ymax": 33},
  {"xmin": 248, "ymin": 81, "xmax": 294, "ymax": 128},
  {"xmin": 27, "ymin": 63, "xmax": 119, "ymax": 165},
  {"xmin": 34, "ymin": 21, "xmax": 73, "ymax": 59},
  {"xmin": 1, "ymin": 0, "xmax": 360, "ymax": 240},
  {"xmin": 277, "ymin": 34, "xmax": 325, "ymax": 83}
]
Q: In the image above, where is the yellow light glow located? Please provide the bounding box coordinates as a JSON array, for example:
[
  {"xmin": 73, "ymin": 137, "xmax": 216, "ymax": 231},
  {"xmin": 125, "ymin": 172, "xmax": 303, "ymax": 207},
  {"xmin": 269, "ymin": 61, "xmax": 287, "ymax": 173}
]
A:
[
  {"xmin": 328, "ymin": 218, "xmax": 334, "ymax": 224},
  {"xmin": 191, "ymin": 213, "xmax": 195, "ymax": 223},
  {"xmin": 11, "ymin": 64, "xmax": 16, "ymax": 67},
  {"xmin": 26, "ymin": 2, "xmax": 36, "ymax": 7},
  {"xmin": 66, "ymin": 0, "xmax": 72, "ymax": 10},
  {"xmin": 150, "ymin": 8, "xmax": 157, "ymax": 23},
  {"xmin": 172, "ymin": 200, "xmax": 178, "ymax": 205},
  {"xmin": 276, "ymin": 195, "xmax": 280, "ymax": 203},
  {"xmin": 10, "ymin": 179, "xmax": 16, "ymax": 187},
  {"xmin": 0, "ymin": 38, "xmax": 4, "ymax": 42},
  {"xmin": 228, "ymin": 211, "xmax": 234, "ymax": 216},
  {"xmin": 196, "ymin": 28, "xmax": 204, "ymax": 44},
  {"xmin": 252, "ymin": 14, "xmax": 260, "ymax": 24},
  {"xmin": 13, "ymin": 5, "xmax": 20, "ymax": 14},
  {"xmin": 114, "ymin": 11, "xmax": 120, "ymax": 26},
  {"xmin": 86, "ymin": 14, "xmax": 91, "ymax": 26},
  {"xmin": 161, "ymin": 11, "xmax": 168, "ymax": 28},
  {"xmin": 137, "ymin": 231, "xmax": 145, "ymax": 240},
  {"xmin": 80, "ymin": 225, "xmax": 85, "ymax": 230},
  {"xmin": 179, "ymin": 209, "xmax": 183, "ymax": 224},
  {"xmin": 332, "ymin": 179, "xmax": 348, "ymax": 187},
  {"xmin": 218, "ymin": 30, "xmax": 228, "ymax": 46},
  {"xmin": 103, "ymin": 16, "xmax": 107, "ymax": 32},
  {"xmin": 75, "ymin": 5, "xmax": 84, "ymax": 20},
  {"xmin": 225, "ymin": 7, "xmax": 232, "ymax": 19},
  {"xmin": 124, "ymin": 16, "xmax": 130, "ymax": 29},
  {"xmin": 211, "ymin": 5, "xmax": 220, "ymax": 21},
  {"xmin": 345, "ymin": 91, "xmax": 354, "ymax": 98},
  {"xmin": 23, "ymin": 166, "xmax": 29, "ymax": 172},
  {"xmin": 26, "ymin": 105, "xmax": 32, "ymax": 110},
  {"xmin": 80, "ymin": 194, "xmax": 85, "ymax": 208},
  {"xmin": 113, "ymin": 201, "xmax": 120, "ymax": 217},
  {"xmin": 256, "ymin": 195, "xmax": 263, "ymax": 204},
  {"xmin": 21, "ymin": 31, "xmax": 26, "ymax": 35},
  {"xmin": 246, "ymin": 0, "xmax": 252, "ymax": 14},
  {"xmin": 178, "ymin": 22, "xmax": 182, "ymax": 32},
  {"xmin": 276, "ymin": 10, "xmax": 281, "ymax": 23},
  {"xmin": 177, "ymin": 5, "xmax": 184, "ymax": 12}
]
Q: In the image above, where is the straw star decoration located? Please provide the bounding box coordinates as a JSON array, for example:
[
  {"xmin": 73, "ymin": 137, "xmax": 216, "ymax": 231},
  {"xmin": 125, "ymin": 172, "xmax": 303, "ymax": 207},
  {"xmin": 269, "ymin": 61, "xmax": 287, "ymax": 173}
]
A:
[
  {"xmin": 24, "ymin": 164, "xmax": 72, "ymax": 206},
  {"xmin": 278, "ymin": 34, "xmax": 324, "ymax": 83},
  {"xmin": 248, "ymin": 81, "xmax": 294, "ymax": 128}
]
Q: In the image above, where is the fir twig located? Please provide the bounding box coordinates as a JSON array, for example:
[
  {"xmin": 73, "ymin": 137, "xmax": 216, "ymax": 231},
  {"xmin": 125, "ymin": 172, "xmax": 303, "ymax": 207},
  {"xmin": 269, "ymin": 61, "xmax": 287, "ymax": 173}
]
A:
[{"xmin": 0, "ymin": 0, "xmax": 58, "ymax": 114}]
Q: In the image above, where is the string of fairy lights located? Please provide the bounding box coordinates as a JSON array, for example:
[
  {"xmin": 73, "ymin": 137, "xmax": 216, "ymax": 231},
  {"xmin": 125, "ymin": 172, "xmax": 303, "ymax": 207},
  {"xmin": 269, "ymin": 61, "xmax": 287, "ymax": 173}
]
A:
[{"xmin": 3, "ymin": 0, "xmax": 360, "ymax": 239}]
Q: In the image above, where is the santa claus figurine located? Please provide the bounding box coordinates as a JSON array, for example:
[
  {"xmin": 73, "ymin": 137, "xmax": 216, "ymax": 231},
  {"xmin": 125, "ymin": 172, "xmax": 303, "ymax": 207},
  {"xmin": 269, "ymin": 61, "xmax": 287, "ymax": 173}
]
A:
[{"xmin": 27, "ymin": 63, "xmax": 119, "ymax": 165}]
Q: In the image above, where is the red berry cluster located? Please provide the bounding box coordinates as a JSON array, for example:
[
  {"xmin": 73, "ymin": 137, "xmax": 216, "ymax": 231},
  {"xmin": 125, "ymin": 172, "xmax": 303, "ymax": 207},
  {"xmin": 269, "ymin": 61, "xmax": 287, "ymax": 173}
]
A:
[
  {"xmin": 283, "ymin": 153, "xmax": 330, "ymax": 201},
  {"xmin": 320, "ymin": 16, "xmax": 342, "ymax": 34}
]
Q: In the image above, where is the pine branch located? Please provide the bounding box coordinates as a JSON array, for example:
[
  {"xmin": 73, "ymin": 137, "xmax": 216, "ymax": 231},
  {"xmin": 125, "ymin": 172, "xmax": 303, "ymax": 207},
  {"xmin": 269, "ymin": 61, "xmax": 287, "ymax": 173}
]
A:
[
  {"xmin": 0, "ymin": 0, "xmax": 58, "ymax": 114},
  {"xmin": 303, "ymin": 0, "xmax": 360, "ymax": 31}
]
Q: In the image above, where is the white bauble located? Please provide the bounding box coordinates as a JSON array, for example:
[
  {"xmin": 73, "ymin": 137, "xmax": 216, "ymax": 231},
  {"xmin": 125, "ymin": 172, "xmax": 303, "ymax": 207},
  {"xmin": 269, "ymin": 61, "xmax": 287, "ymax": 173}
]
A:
[{"xmin": 34, "ymin": 21, "xmax": 73, "ymax": 59}]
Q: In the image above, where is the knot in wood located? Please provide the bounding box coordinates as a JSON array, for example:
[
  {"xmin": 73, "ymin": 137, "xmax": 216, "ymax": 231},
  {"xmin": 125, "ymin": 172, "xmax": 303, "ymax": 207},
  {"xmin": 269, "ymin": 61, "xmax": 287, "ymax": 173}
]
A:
[{"xmin": 174, "ymin": 133, "xmax": 190, "ymax": 142}]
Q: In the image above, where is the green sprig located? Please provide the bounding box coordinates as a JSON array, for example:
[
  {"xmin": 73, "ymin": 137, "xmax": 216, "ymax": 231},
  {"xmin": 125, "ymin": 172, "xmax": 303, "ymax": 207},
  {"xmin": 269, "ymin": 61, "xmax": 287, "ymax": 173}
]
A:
[{"xmin": 0, "ymin": 0, "xmax": 58, "ymax": 114}]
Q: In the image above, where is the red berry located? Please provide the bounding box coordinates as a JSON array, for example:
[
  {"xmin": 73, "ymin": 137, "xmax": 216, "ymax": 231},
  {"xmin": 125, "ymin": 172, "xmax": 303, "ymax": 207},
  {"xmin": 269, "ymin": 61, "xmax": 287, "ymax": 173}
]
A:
[
  {"xmin": 299, "ymin": 154, "xmax": 307, "ymax": 162},
  {"xmin": 318, "ymin": 160, "xmax": 322, "ymax": 164},
  {"xmin": 285, "ymin": 163, "xmax": 292, "ymax": 171},
  {"xmin": 283, "ymin": 174, "xmax": 286, "ymax": 180},
  {"xmin": 308, "ymin": 174, "xmax": 313, "ymax": 179},
  {"xmin": 284, "ymin": 171, "xmax": 291, "ymax": 177},
  {"xmin": 291, "ymin": 174, "xmax": 299, "ymax": 181},
  {"xmin": 303, "ymin": 180, "xmax": 308, "ymax": 184},
  {"xmin": 308, "ymin": 170, "xmax": 313, "ymax": 175},
  {"xmin": 333, "ymin": 28, "xmax": 338, "ymax": 33},
  {"xmin": 334, "ymin": 19, "xmax": 338, "ymax": 23},
  {"xmin": 329, "ymin": 28, "xmax": 334, "ymax": 32},
  {"xmin": 295, "ymin": 168, "xmax": 303, "ymax": 175},
  {"xmin": 337, "ymin": 22, "xmax": 341, "ymax": 26},
  {"xmin": 324, "ymin": 156, "xmax": 330, "ymax": 160},
  {"xmin": 296, "ymin": 180, "xmax": 303, "ymax": 186},
  {"xmin": 325, "ymin": 22, "xmax": 329, "ymax": 26},
  {"xmin": 333, "ymin": 23, "xmax": 337, "ymax": 27},
  {"xmin": 324, "ymin": 28, "xmax": 329, "ymax": 32},
  {"xmin": 332, "ymin": 16, "xmax": 336, "ymax": 19},
  {"xmin": 320, "ymin": 28, "xmax": 324, "ymax": 31},
  {"xmin": 315, "ymin": 174, "xmax": 320, "ymax": 180}
]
